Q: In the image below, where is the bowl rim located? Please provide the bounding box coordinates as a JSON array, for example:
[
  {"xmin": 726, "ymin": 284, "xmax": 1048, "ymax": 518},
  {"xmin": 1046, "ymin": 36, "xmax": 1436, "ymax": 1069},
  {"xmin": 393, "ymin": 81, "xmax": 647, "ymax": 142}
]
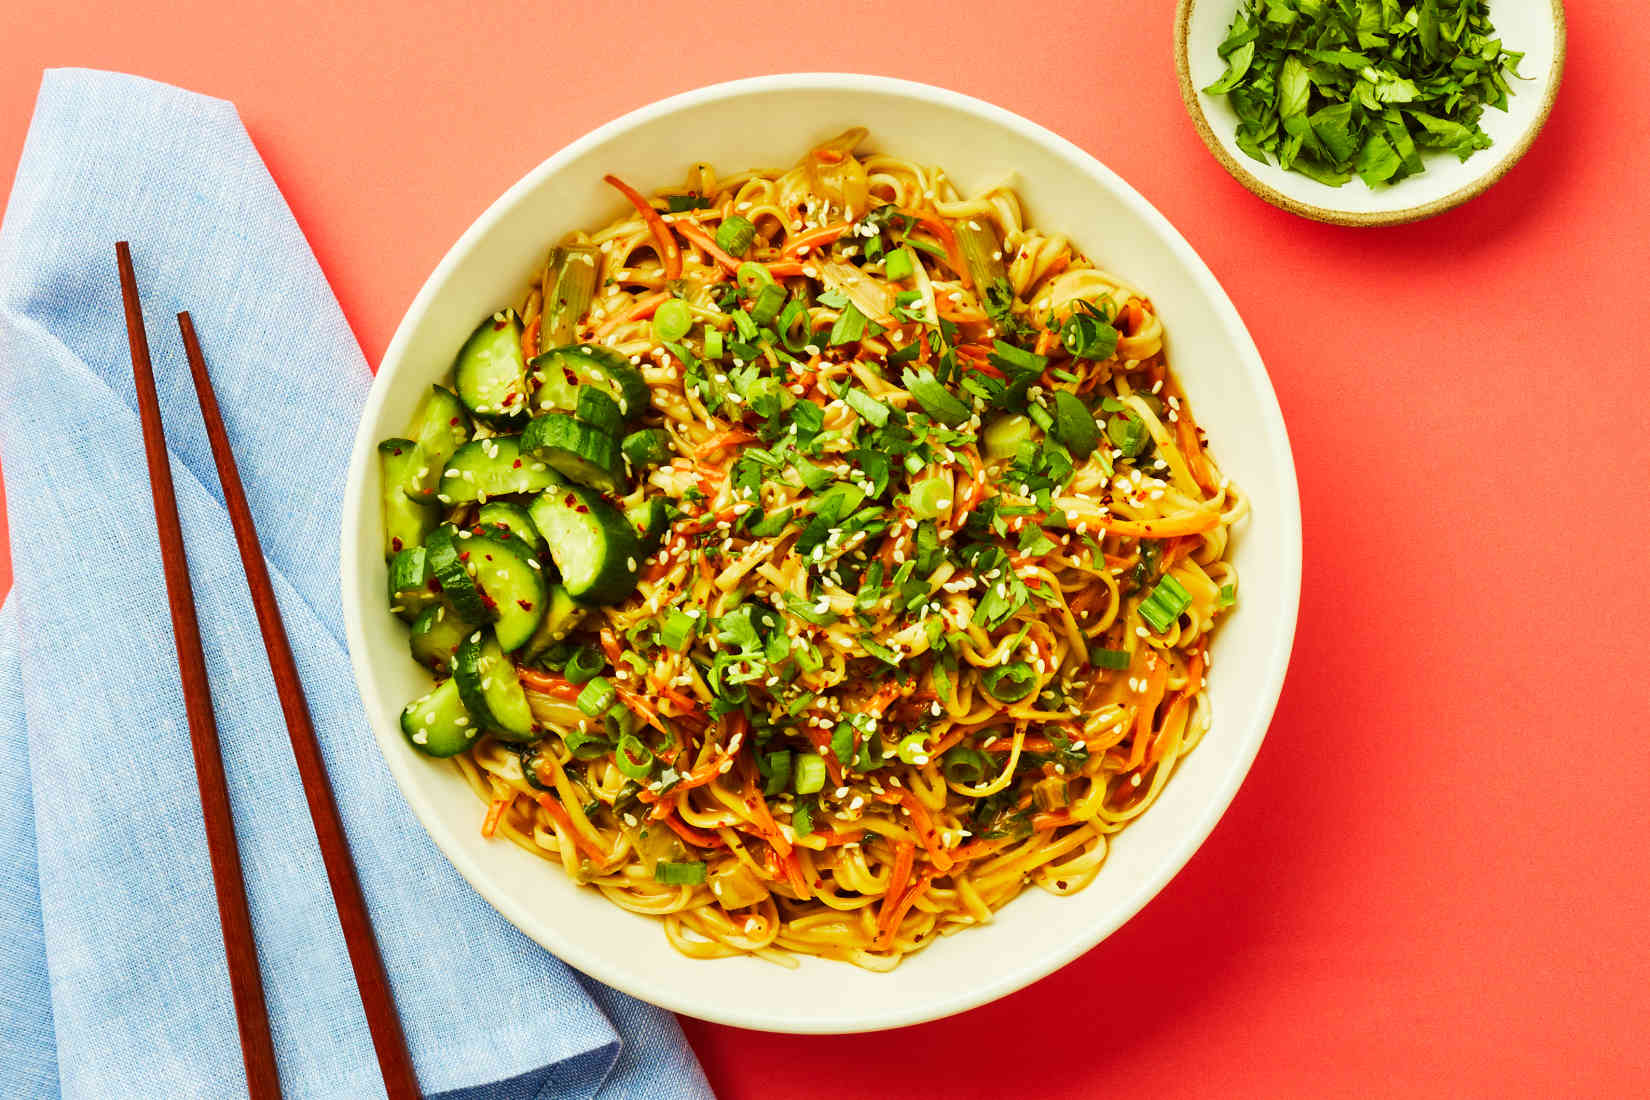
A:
[
  {"xmin": 1173, "ymin": 0, "xmax": 1568, "ymax": 228},
  {"xmin": 341, "ymin": 71, "xmax": 1304, "ymax": 1033}
]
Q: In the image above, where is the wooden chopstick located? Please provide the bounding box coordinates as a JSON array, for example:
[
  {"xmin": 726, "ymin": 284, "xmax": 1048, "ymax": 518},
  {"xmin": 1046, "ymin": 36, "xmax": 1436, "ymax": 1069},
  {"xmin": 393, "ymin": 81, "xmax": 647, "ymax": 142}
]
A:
[
  {"xmin": 176, "ymin": 312, "xmax": 422, "ymax": 1100},
  {"xmin": 116, "ymin": 242, "xmax": 284, "ymax": 1100}
]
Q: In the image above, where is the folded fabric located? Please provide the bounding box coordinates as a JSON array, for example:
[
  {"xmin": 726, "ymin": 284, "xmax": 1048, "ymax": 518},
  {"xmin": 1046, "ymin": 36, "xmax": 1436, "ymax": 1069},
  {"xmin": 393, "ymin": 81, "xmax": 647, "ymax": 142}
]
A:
[{"xmin": 0, "ymin": 68, "xmax": 712, "ymax": 1100}]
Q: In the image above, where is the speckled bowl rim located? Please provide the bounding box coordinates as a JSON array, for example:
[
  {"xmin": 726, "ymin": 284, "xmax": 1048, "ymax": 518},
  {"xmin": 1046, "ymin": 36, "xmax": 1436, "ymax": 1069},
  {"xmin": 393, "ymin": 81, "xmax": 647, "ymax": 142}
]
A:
[{"xmin": 1174, "ymin": 0, "xmax": 1567, "ymax": 227}]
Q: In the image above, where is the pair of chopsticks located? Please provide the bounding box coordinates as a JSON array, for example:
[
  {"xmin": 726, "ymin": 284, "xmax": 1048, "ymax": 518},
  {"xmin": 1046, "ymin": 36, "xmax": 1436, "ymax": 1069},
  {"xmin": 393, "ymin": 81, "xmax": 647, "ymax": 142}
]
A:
[{"xmin": 116, "ymin": 242, "xmax": 421, "ymax": 1100}]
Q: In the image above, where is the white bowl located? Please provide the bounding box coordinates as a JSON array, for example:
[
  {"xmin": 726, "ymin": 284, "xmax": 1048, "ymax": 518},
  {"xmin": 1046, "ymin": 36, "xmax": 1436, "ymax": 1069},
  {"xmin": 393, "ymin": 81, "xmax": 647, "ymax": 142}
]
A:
[
  {"xmin": 341, "ymin": 73, "xmax": 1302, "ymax": 1033},
  {"xmin": 1176, "ymin": 0, "xmax": 1567, "ymax": 226}
]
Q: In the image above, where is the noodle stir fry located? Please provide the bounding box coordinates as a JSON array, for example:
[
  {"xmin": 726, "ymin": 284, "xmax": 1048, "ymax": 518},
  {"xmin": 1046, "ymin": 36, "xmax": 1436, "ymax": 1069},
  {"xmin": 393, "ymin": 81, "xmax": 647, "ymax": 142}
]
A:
[{"xmin": 380, "ymin": 129, "xmax": 1245, "ymax": 969}]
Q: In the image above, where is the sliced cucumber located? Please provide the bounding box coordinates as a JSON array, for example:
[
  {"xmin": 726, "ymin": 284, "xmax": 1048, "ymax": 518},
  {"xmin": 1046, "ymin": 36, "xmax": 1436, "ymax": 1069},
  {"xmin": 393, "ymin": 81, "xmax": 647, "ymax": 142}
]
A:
[
  {"xmin": 530, "ymin": 344, "xmax": 648, "ymax": 420},
  {"xmin": 520, "ymin": 584, "xmax": 588, "ymax": 664},
  {"xmin": 379, "ymin": 438, "xmax": 438, "ymax": 557},
  {"xmin": 400, "ymin": 677, "xmax": 478, "ymax": 757},
  {"xmin": 621, "ymin": 428, "xmax": 673, "ymax": 471},
  {"xmin": 436, "ymin": 435, "xmax": 557, "ymax": 503},
  {"xmin": 425, "ymin": 525, "xmax": 491, "ymax": 622},
  {"xmin": 387, "ymin": 547, "xmax": 440, "ymax": 622},
  {"xmin": 453, "ymin": 309, "xmax": 530, "ymax": 425},
  {"xmin": 453, "ymin": 633, "xmax": 536, "ymax": 742},
  {"xmin": 403, "ymin": 385, "xmax": 472, "ymax": 501},
  {"xmin": 409, "ymin": 602, "xmax": 478, "ymax": 673},
  {"xmin": 575, "ymin": 387, "xmax": 623, "ymax": 436},
  {"xmin": 626, "ymin": 495, "xmax": 669, "ymax": 559},
  {"xmin": 528, "ymin": 482, "xmax": 642, "ymax": 605},
  {"xmin": 476, "ymin": 500, "xmax": 544, "ymax": 551},
  {"xmin": 462, "ymin": 529, "xmax": 547, "ymax": 652},
  {"xmin": 521, "ymin": 413, "xmax": 625, "ymax": 494}
]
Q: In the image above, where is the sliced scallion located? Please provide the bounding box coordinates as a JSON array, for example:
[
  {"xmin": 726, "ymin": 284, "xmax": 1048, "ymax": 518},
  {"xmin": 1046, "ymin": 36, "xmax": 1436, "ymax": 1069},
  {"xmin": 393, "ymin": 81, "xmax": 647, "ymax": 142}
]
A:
[
  {"xmin": 576, "ymin": 676, "xmax": 616, "ymax": 717},
  {"xmin": 793, "ymin": 753, "xmax": 827, "ymax": 794},
  {"xmin": 614, "ymin": 733, "xmax": 655, "ymax": 780},
  {"xmin": 1138, "ymin": 574, "xmax": 1192, "ymax": 633},
  {"xmin": 715, "ymin": 214, "xmax": 756, "ymax": 257},
  {"xmin": 652, "ymin": 298, "xmax": 692, "ymax": 343},
  {"xmin": 654, "ymin": 860, "xmax": 707, "ymax": 885}
]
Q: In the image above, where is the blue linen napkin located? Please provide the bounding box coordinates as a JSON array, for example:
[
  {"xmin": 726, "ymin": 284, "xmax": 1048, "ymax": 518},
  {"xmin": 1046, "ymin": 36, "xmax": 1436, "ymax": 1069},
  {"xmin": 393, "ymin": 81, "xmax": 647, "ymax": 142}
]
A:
[{"xmin": 0, "ymin": 69, "xmax": 714, "ymax": 1100}]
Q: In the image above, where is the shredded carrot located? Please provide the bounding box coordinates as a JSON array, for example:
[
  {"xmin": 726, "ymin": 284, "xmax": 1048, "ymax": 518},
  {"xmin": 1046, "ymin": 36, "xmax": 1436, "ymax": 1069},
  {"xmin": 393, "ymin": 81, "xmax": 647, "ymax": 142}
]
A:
[
  {"xmin": 1175, "ymin": 403, "xmax": 1216, "ymax": 493},
  {"xmin": 481, "ymin": 796, "xmax": 510, "ymax": 839},
  {"xmin": 535, "ymin": 793, "xmax": 610, "ymax": 864},
  {"xmin": 783, "ymin": 222, "xmax": 852, "ymax": 257},
  {"xmin": 898, "ymin": 209, "xmax": 971, "ymax": 288},
  {"xmin": 764, "ymin": 260, "xmax": 806, "ymax": 278},
  {"xmin": 883, "ymin": 790, "xmax": 954, "ymax": 873},
  {"xmin": 1124, "ymin": 656, "xmax": 1170, "ymax": 770},
  {"xmin": 700, "ymin": 427, "xmax": 756, "ymax": 452},
  {"xmin": 1030, "ymin": 811, "xmax": 1072, "ymax": 832},
  {"xmin": 876, "ymin": 874, "xmax": 932, "ymax": 950},
  {"xmin": 875, "ymin": 841, "xmax": 917, "ymax": 946},
  {"xmin": 595, "ymin": 290, "xmax": 668, "ymax": 338},
  {"xmin": 1094, "ymin": 510, "xmax": 1223, "ymax": 539},
  {"xmin": 672, "ymin": 220, "xmax": 741, "ymax": 273},
  {"xmin": 603, "ymin": 174, "xmax": 681, "ymax": 279},
  {"xmin": 1034, "ymin": 328, "xmax": 1060, "ymax": 357},
  {"xmin": 779, "ymin": 847, "xmax": 812, "ymax": 900},
  {"xmin": 662, "ymin": 810, "xmax": 726, "ymax": 850},
  {"xmin": 517, "ymin": 667, "xmax": 583, "ymax": 701},
  {"xmin": 521, "ymin": 315, "xmax": 541, "ymax": 363}
]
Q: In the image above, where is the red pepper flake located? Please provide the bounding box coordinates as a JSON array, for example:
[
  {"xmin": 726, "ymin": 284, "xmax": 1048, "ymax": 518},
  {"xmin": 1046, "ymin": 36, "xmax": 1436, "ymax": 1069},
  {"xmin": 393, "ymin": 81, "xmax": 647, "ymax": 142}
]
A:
[
  {"xmin": 493, "ymin": 318, "xmax": 507, "ymax": 331},
  {"xmin": 458, "ymin": 551, "xmax": 470, "ymax": 562},
  {"xmin": 574, "ymin": 504, "xmax": 589, "ymax": 514},
  {"xmin": 391, "ymin": 447, "xmax": 403, "ymax": 456},
  {"xmin": 503, "ymin": 391, "xmax": 517, "ymax": 406},
  {"xmin": 563, "ymin": 368, "xmax": 579, "ymax": 387},
  {"xmin": 512, "ymin": 459, "xmax": 523, "ymax": 468},
  {"xmin": 517, "ymin": 599, "xmax": 534, "ymax": 611},
  {"xmin": 448, "ymin": 416, "xmax": 460, "ymax": 426},
  {"xmin": 390, "ymin": 537, "xmax": 404, "ymax": 551}
]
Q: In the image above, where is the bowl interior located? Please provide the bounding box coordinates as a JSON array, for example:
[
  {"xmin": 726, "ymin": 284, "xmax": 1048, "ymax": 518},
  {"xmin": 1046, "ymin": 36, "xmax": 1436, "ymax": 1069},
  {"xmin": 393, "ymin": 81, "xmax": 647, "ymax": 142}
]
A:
[
  {"xmin": 1179, "ymin": 0, "xmax": 1565, "ymax": 224},
  {"xmin": 342, "ymin": 74, "xmax": 1302, "ymax": 1033}
]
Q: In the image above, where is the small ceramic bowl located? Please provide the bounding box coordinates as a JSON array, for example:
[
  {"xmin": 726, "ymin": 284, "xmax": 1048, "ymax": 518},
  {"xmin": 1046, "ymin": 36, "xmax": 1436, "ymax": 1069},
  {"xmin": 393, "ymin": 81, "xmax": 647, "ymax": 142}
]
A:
[{"xmin": 1175, "ymin": 0, "xmax": 1566, "ymax": 226}]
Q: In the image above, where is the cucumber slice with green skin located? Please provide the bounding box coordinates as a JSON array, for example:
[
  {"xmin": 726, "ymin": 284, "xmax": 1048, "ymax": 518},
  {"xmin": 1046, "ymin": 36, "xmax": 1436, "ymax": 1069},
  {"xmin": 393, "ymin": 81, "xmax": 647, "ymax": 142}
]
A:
[
  {"xmin": 626, "ymin": 496, "xmax": 669, "ymax": 559},
  {"xmin": 454, "ymin": 309, "xmax": 530, "ymax": 425},
  {"xmin": 387, "ymin": 547, "xmax": 440, "ymax": 622},
  {"xmin": 379, "ymin": 438, "xmax": 438, "ymax": 558},
  {"xmin": 424, "ymin": 525, "xmax": 492, "ymax": 622},
  {"xmin": 528, "ymin": 482, "xmax": 642, "ymax": 605},
  {"xmin": 620, "ymin": 428, "xmax": 673, "ymax": 471},
  {"xmin": 476, "ymin": 500, "xmax": 544, "ymax": 551},
  {"xmin": 521, "ymin": 413, "xmax": 625, "ymax": 495},
  {"xmin": 530, "ymin": 344, "xmax": 648, "ymax": 421},
  {"xmin": 453, "ymin": 633, "xmax": 536, "ymax": 742},
  {"xmin": 409, "ymin": 603, "xmax": 478, "ymax": 672},
  {"xmin": 461, "ymin": 529, "xmax": 547, "ymax": 652},
  {"xmin": 400, "ymin": 677, "xmax": 479, "ymax": 757},
  {"xmin": 1051, "ymin": 391, "xmax": 1099, "ymax": 459},
  {"xmin": 574, "ymin": 387, "xmax": 623, "ymax": 436},
  {"xmin": 520, "ymin": 584, "xmax": 588, "ymax": 664},
  {"xmin": 403, "ymin": 385, "xmax": 472, "ymax": 501},
  {"xmin": 436, "ymin": 435, "xmax": 557, "ymax": 503}
]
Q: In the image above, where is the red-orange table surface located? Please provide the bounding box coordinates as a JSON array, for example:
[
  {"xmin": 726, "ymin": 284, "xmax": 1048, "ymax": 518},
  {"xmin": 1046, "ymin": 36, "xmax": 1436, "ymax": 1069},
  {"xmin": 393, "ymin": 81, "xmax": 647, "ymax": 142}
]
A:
[{"xmin": 2, "ymin": 2, "xmax": 1645, "ymax": 1096}]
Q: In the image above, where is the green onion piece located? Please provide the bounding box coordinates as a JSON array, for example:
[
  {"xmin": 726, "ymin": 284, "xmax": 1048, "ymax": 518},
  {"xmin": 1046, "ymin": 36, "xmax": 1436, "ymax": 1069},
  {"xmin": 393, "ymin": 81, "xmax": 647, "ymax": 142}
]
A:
[
  {"xmin": 563, "ymin": 726, "xmax": 611, "ymax": 761},
  {"xmin": 736, "ymin": 261, "xmax": 774, "ymax": 294},
  {"xmin": 660, "ymin": 610, "xmax": 695, "ymax": 651},
  {"xmin": 715, "ymin": 214, "xmax": 756, "ymax": 257},
  {"xmin": 830, "ymin": 722, "xmax": 855, "ymax": 766},
  {"xmin": 896, "ymin": 732, "xmax": 930, "ymax": 765},
  {"xmin": 564, "ymin": 644, "xmax": 605, "ymax": 685},
  {"xmin": 1026, "ymin": 401, "xmax": 1054, "ymax": 432},
  {"xmin": 613, "ymin": 733, "xmax": 655, "ymax": 780},
  {"xmin": 908, "ymin": 477, "xmax": 950, "ymax": 520},
  {"xmin": 703, "ymin": 328, "xmax": 725, "ymax": 360},
  {"xmin": 942, "ymin": 746, "xmax": 988, "ymax": 785},
  {"xmin": 540, "ymin": 245, "xmax": 599, "ymax": 353},
  {"xmin": 576, "ymin": 676, "xmax": 616, "ymax": 717},
  {"xmin": 760, "ymin": 749, "xmax": 793, "ymax": 796},
  {"xmin": 982, "ymin": 661, "xmax": 1038, "ymax": 702},
  {"xmin": 1138, "ymin": 574, "xmax": 1192, "ymax": 633},
  {"xmin": 827, "ymin": 303, "xmax": 868, "ymax": 346},
  {"xmin": 749, "ymin": 283, "xmax": 787, "ymax": 325},
  {"xmin": 654, "ymin": 860, "xmax": 707, "ymax": 885},
  {"xmin": 952, "ymin": 218, "xmax": 1007, "ymax": 294},
  {"xmin": 884, "ymin": 245, "xmax": 916, "ymax": 281},
  {"xmin": 1219, "ymin": 583, "xmax": 1236, "ymax": 607},
  {"xmin": 1089, "ymin": 646, "xmax": 1131, "ymax": 670},
  {"xmin": 982, "ymin": 414, "xmax": 1033, "ymax": 461},
  {"xmin": 1107, "ymin": 412, "xmax": 1149, "ymax": 457},
  {"xmin": 844, "ymin": 388, "xmax": 889, "ymax": 427},
  {"xmin": 792, "ymin": 799, "xmax": 815, "ymax": 836},
  {"xmin": 793, "ymin": 753, "xmax": 827, "ymax": 794},
  {"xmin": 652, "ymin": 298, "xmax": 692, "ymax": 343},
  {"xmin": 731, "ymin": 309, "xmax": 758, "ymax": 342},
  {"xmin": 776, "ymin": 298, "xmax": 812, "ymax": 353},
  {"xmin": 1060, "ymin": 309, "xmax": 1118, "ymax": 361}
]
